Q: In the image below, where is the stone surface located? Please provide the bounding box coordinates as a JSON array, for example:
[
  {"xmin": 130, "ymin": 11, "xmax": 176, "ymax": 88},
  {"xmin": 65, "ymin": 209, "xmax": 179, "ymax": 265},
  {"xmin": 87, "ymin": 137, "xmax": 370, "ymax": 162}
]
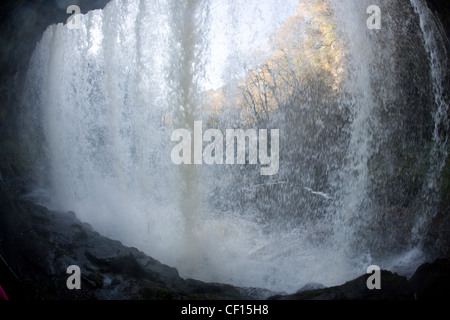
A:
[
  {"xmin": 409, "ymin": 258, "xmax": 450, "ymax": 300},
  {"xmin": 270, "ymin": 259, "xmax": 450, "ymax": 300},
  {"xmin": 1, "ymin": 188, "xmax": 450, "ymax": 300},
  {"xmin": 269, "ymin": 271, "xmax": 415, "ymax": 300},
  {"xmin": 0, "ymin": 192, "xmax": 244, "ymax": 300}
]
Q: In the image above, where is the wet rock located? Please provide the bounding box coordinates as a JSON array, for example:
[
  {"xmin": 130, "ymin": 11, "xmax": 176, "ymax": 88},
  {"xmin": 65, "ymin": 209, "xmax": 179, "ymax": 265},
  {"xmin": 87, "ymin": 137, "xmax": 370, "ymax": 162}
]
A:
[
  {"xmin": 2, "ymin": 190, "xmax": 450, "ymax": 301},
  {"xmin": 409, "ymin": 258, "xmax": 450, "ymax": 300},
  {"xmin": 269, "ymin": 271, "xmax": 415, "ymax": 300},
  {"xmin": 425, "ymin": 0, "xmax": 450, "ymax": 41},
  {"xmin": 0, "ymin": 193, "xmax": 244, "ymax": 300},
  {"xmin": 295, "ymin": 282, "xmax": 326, "ymax": 293},
  {"xmin": 270, "ymin": 259, "xmax": 450, "ymax": 300}
]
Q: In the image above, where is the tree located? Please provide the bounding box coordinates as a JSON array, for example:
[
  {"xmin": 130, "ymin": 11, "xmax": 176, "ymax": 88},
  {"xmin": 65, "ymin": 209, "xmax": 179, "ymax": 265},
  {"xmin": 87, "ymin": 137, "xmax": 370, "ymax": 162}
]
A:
[{"xmin": 231, "ymin": 0, "xmax": 345, "ymax": 124}]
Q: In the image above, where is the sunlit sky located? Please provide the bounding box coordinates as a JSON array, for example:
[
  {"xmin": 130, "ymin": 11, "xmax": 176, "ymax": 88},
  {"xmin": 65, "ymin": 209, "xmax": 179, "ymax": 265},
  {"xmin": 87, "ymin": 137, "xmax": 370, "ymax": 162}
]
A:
[
  {"xmin": 205, "ymin": 0, "xmax": 300, "ymax": 90},
  {"xmin": 74, "ymin": 0, "xmax": 300, "ymax": 91}
]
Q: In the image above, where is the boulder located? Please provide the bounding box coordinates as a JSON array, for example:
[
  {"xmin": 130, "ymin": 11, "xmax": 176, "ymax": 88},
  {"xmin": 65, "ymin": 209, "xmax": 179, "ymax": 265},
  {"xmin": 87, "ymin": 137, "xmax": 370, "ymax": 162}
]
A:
[
  {"xmin": 409, "ymin": 258, "xmax": 450, "ymax": 300},
  {"xmin": 0, "ymin": 192, "xmax": 244, "ymax": 300},
  {"xmin": 269, "ymin": 271, "xmax": 415, "ymax": 300}
]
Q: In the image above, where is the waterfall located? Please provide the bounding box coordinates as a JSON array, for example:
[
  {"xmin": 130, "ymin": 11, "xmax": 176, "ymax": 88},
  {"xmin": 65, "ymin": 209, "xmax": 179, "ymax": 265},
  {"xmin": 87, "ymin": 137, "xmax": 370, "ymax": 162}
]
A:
[
  {"xmin": 411, "ymin": 0, "xmax": 449, "ymax": 147},
  {"xmin": 166, "ymin": 0, "xmax": 210, "ymax": 274},
  {"xmin": 22, "ymin": 0, "xmax": 448, "ymax": 293},
  {"xmin": 410, "ymin": 0, "xmax": 449, "ymax": 241}
]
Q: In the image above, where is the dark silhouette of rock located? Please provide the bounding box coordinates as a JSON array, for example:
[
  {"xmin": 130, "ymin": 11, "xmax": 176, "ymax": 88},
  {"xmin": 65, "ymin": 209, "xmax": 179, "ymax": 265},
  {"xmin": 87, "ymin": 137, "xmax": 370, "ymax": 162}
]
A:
[
  {"xmin": 425, "ymin": 0, "xmax": 450, "ymax": 41},
  {"xmin": 2, "ymin": 188, "xmax": 450, "ymax": 300},
  {"xmin": 0, "ymin": 192, "xmax": 244, "ymax": 300},
  {"xmin": 269, "ymin": 259, "xmax": 450, "ymax": 300},
  {"xmin": 269, "ymin": 271, "xmax": 415, "ymax": 300},
  {"xmin": 295, "ymin": 283, "xmax": 326, "ymax": 293},
  {"xmin": 409, "ymin": 258, "xmax": 450, "ymax": 300}
]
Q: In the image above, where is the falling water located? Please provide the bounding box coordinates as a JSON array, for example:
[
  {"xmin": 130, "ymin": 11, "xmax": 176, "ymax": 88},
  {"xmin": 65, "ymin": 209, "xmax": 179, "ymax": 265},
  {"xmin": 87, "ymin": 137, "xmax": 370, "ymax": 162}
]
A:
[
  {"xmin": 410, "ymin": 0, "xmax": 449, "ymax": 242},
  {"xmin": 21, "ymin": 0, "xmax": 448, "ymax": 294}
]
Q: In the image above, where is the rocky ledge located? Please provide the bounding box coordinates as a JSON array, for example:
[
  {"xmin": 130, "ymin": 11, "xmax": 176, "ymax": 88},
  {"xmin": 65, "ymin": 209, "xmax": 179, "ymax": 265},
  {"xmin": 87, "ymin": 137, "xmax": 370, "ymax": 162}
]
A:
[
  {"xmin": 269, "ymin": 259, "xmax": 450, "ymax": 300},
  {"xmin": 0, "ymin": 192, "xmax": 245, "ymax": 300},
  {"xmin": 0, "ymin": 191, "xmax": 449, "ymax": 300}
]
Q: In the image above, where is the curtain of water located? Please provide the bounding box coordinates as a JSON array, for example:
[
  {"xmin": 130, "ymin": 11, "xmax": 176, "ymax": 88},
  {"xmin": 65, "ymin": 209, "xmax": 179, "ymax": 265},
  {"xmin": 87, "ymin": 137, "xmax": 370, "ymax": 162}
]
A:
[{"xmin": 21, "ymin": 0, "xmax": 447, "ymax": 293}]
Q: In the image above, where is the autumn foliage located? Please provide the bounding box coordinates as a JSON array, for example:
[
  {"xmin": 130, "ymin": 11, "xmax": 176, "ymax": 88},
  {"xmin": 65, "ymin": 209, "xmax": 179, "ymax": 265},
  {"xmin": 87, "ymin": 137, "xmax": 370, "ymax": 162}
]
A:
[{"xmin": 205, "ymin": 0, "xmax": 346, "ymax": 124}]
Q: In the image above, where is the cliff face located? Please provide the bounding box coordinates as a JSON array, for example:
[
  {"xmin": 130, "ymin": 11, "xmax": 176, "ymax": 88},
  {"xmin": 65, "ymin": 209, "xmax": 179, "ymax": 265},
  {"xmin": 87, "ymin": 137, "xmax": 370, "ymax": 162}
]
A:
[
  {"xmin": 1, "ymin": 182, "xmax": 449, "ymax": 301},
  {"xmin": 425, "ymin": 0, "xmax": 450, "ymax": 40}
]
